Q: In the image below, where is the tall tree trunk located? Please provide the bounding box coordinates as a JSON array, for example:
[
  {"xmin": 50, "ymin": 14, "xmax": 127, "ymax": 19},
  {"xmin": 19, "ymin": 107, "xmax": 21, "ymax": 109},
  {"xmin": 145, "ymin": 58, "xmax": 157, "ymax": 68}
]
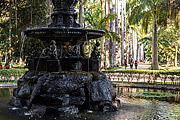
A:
[
  {"xmin": 15, "ymin": 0, "xmax": 17, "ymax": 29},
  {"xmin": 131, "ymin": 30, "xmax": 134, "ymax": 58},
  {"xmin": 117, "ymin": 0, "xmax": 121, "ymax": 66},
  {"xmin": 137, "ymin": 43, "xmax": 139, "ymax": 61},
  {"xmin": 114, "ymin": 0, "xmax": 119, "ymax": 66},
  {"xmin": 105, "ymin": 38, "xmax": 110, "ymax": 68},
  {"xmin": 141, "ymin": 44, "xmax": 144, "ymax": 61},
  {"xmin": 112, "ymin": 0, "xmax": 116, "ymax": 67},
  {"xmin": 109, "ymin": 3, "xmax": 112, "ymax": 68},
  {"xmin": 47, "ymin": 0, "xmax": 51, "ymax": 24},
  {"xmin": 79, "ymin": 0, "xmax": 83, "ymax": 27},
  {"xmin": 100, "ymin": 0, "xmax": 105, "ymax": 69},
  {"xmin": 4, "ymin": 52, "xmax": 7, "ymax": 64},
  {"xmin": 8, "ymin": 0, "xmax": 12, "ymax": 65},
  {"xmin": 134, "ymin": 31, "xmax": 137, "ymax": 60},
  {"xmin": 121, "ymin": 0, "xmax": 126, "ymax": 65},
  {"xmin": 105, "ymin": 0, "xmax": 110, "ymax": 69},
  {"xmin": 100, "ymin": 37, "xmax": 105, "ymax": 69},
  {"xmin": 109, "ymin": 0, "xmax": 115, "ymax": 68},
  {"xmin": 128, "ymin": 36, "xmax": 131, "ymax": 63},
  {"xmin": 174, "ymin": 43, "xmax": 178, "ymax": 67},
  {"xmin": 152, "ymin": 20, "xmax": 159, "ymax": 70},
  {"xmin": 30, "ymin": 0, "xmax": 33, "ymax": 26}
]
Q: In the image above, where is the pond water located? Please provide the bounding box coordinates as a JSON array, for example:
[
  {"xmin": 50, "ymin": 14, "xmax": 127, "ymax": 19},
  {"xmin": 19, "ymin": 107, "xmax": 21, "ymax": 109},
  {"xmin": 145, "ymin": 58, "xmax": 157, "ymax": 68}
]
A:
[{"xmin": 0, "ymin": 87, "xmax": 180, "ymax": 120}]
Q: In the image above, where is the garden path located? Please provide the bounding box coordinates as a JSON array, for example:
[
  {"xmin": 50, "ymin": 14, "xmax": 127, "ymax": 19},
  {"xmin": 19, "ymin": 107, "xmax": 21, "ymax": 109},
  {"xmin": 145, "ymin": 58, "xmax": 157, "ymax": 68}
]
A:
[{"xmin": 117, "ymin": 62, "xmax": 151, "ymax": 70}]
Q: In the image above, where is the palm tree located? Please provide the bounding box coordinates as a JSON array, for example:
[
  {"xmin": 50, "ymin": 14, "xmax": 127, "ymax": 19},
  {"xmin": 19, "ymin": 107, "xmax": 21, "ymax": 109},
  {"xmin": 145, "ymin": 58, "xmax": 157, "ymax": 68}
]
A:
[
  {"xmin": 121, "ymin": 0, "xmax": 126, "ymax": 66},
  {"xmin": 140, "ymin": 28, "xmax": 180, "ymax": 66},
  {"xmin": 79, "ymin": 0, "xmax": 83, "ymax": 27},
  {"xmin": 84, "ymin": 2, "xmax": 119, "ymax": 69},
  {"xmin": 100, "ymin": 0, "xmax": 105, "ymax": 69},
  {"xmin": 129, "ymin": 0, "xmax": 180, "ymax": 70},
  {"xmin": 8, "ymin": 0, "xmax": 12, "ymax": 64}
]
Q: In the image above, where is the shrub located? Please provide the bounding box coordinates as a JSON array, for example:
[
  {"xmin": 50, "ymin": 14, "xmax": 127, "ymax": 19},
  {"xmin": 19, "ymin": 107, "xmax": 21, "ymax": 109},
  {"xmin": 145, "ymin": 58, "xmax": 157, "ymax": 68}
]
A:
[{"xmin": 102, "ymin": 70, "xmax": 180, "ymax": 76}]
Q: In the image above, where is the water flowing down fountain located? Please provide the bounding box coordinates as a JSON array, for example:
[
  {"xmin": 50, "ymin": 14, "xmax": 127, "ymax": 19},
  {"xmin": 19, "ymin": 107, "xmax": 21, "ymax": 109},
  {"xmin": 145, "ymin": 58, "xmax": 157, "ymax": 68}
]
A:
[{"xmin": 9, "ymin": 0, "xmax": 119, "ymax": 117}]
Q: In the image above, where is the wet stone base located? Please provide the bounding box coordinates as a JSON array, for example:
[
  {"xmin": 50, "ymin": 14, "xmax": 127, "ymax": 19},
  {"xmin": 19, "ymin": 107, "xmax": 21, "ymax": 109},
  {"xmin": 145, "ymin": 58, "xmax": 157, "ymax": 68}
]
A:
[{"xmin": 9, "ymin": 71, "xmax": 118, "ymax": 117}]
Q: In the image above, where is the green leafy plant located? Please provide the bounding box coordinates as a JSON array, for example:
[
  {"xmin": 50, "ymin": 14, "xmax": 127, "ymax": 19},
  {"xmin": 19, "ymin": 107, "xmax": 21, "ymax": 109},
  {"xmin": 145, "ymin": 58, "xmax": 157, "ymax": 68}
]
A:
[
  {"xmin": 129, "ymin": 92, "xmax": 176, "ymax": 98},
  {"xmin": 0, "ymin": 68, "xmax": 27, "ymax": 83}
]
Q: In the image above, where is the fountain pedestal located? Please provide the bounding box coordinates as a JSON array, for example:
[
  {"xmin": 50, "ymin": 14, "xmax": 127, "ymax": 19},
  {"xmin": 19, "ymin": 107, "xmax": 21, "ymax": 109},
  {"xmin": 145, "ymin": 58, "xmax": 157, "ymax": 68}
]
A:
[
  {"xmin": 47, "ymin": 60, "xmax": 61, "ymax": 72},
  {"xmin": 9, "ymin": 72, "xmax": 117, "ymax": 116}
]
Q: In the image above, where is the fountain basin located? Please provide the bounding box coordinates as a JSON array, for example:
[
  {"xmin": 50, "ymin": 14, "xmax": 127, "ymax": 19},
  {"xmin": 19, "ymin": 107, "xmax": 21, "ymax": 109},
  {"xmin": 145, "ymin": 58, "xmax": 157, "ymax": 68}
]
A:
[{"xmin": 24, "ymin": 27, "xmax": 105, "ymax": 44}]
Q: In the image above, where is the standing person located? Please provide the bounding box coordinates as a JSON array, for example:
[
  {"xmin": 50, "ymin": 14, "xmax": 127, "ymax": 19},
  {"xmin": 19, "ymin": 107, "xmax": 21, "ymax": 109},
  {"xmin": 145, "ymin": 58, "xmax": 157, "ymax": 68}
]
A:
[
  {"xmin": 124, "ymin": 59, "xmax": 127, "ymax": 70},
  {"xmin": 0, "ymin": 63, "xmax": 2, "ymax": 69},
  {"xmin": 130, "ymin": 58, "xmax": 133, "ymax": 70},
  {"xmin": 135, "ymin": 60, "xmax": 138, "ymax": 69},
  {"xmin": 5, "ymin": 63, "xmax": 10, "ymax": 69}
]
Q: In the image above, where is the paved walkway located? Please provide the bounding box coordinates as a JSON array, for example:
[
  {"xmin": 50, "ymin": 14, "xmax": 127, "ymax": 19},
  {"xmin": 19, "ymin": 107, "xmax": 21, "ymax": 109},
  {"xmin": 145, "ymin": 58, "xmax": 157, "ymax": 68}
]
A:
[
  {"xmin": 0, "ymin": 83, "xmax": 17, "ymax": 88},
  {"xmin": 163, "ymin": 66, "xmax": 180, "ymax": 70},
  {"xmin": 117, "ymin": 62, "xmax": 151, "ymax": 70},
  {"xmin": 116, "ymin": 62, "xmax": 180, "ymax": 71}
]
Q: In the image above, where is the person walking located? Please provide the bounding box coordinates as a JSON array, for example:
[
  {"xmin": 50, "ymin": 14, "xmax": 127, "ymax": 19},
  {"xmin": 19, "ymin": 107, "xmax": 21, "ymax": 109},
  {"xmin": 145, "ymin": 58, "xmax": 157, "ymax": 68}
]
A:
[
  {"xmin": 135, "ymin": 60, "xmax": 138, "ymax": 69},
  {"xmin": 130, "ymin": 58, "xmax": 133, "ymax": 70},
  {"xmin": 124, "ymin": 59, "xmax": 127, "ymax": 70}
]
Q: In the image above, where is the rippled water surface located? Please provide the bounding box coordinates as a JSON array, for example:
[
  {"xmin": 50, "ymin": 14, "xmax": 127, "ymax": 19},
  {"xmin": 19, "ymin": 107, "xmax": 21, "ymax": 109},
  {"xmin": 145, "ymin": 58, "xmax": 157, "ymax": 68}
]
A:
[{"xmin": 0, "ymin": 87, "xmax": 180, "ymax": 120}]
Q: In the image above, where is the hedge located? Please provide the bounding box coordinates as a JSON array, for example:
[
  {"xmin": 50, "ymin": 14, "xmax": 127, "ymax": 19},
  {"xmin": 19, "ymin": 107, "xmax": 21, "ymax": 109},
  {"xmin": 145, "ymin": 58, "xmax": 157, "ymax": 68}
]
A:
[
  {"xmin": 102, "ymin": 70, "xmax": 180, "ymax": 76},
  {"xmin": 0, "ymin": 68, "xmax": 28, "ymax": 78}
]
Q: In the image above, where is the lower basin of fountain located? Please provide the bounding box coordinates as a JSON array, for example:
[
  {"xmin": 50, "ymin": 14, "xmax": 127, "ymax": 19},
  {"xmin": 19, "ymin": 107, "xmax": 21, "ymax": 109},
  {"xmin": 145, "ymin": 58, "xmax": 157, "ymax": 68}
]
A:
[{"xmin": 9, "ymin": 71, "xmax": 118, "ymax": 117}]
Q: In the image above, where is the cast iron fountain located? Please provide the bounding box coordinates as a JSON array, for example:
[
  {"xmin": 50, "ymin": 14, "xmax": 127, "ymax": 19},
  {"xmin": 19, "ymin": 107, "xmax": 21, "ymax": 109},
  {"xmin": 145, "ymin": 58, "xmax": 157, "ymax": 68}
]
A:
[{"xmin": 9, "ymin": 0, "xmax": 119, "ymax": 117}]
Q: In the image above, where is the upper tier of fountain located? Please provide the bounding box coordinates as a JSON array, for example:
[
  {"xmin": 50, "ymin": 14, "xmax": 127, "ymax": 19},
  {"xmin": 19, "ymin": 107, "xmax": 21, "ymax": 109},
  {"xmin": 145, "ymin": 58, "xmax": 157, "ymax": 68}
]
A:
[{"xmin": 24, "ymin": 0, "xmax": 105, "ymax": 44}]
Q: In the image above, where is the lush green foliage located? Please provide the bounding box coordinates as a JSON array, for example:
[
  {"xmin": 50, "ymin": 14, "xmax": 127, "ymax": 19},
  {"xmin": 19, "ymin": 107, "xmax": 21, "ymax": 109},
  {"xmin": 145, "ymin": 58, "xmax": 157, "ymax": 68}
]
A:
[
  {"xmin": 84, "ymin": 1, "xmax": 119, "ymax": 41},
  {"xmin": 0, "ymin": 68, "xmax": 27, "ymax": 77},
  {"xmin": 140, "ymin": 27, "xmax": 180, "ymax": 63},
  {"xmin": 128, "ymin": 0, "xmax": 180, "ymax": 68},
  {"xmin": 128, "ymin": 0, "xmax": 180, "ymax": 33},
  {"xmin": 102, "ymin": 67, "xmax": 123, "ymax": 72},
  {"xmin": 0, "ymin": 0, "xmax": 50, "ymax": 62}
]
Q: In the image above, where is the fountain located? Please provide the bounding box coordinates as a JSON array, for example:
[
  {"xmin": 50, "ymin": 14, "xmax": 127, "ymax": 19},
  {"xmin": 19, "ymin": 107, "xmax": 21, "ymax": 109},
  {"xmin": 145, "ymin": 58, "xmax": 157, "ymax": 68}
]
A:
[{"xmin": 9, "ymin": 0, "xmax": 118, "ymax": 117}]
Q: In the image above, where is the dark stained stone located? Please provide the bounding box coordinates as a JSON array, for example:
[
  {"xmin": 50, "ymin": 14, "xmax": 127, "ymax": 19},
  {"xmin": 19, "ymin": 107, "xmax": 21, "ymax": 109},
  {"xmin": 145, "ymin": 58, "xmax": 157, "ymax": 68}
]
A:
[
  {"xmin": 103, "ymin": 104, "xmax": 118, "ymax": 112},
  {"xmin": 104, "ymin": 77, "xmax": 116, "ymax": 101},
  {"xmin": 71, "ymin": 88, "xmax": 85, "ymax": 96},
  {"xmin": 18, "ymin": 84, "xmax": 30, "ymax": 98},
  {"xmin": 13, "ymin": 88, "xmax": 19, "ymax": 97},
  {"xmin": 88, "ymin": 79, "xmax": 112, "ymax": 102},
  {"xmin": 29, "ymin": 104, "xmax": 46, "ymax": 117},
  {"xmin": 9, "ymin": 96, "xmax": 22, "ymax": 107},
  {"xmin": 57, "ymin": 106, "xmax": 79, "ymax": 115},
  {"xmin": 42, "ymin": 74, "xmax": 92, "ymax": 94},
  {"xmin": 92, "ymin": 72, "xmax": 116, "ymax": 101},
  {"xmin": 69, "ymin": 96, "xmax": 86, "ymax": 105}
]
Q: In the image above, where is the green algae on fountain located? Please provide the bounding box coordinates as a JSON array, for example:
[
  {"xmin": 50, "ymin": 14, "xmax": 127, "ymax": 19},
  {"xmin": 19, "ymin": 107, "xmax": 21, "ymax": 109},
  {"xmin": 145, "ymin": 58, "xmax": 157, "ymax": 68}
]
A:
[{"xmin": 128, "ymin": 92, "xmax": 176, "ymax": 98}]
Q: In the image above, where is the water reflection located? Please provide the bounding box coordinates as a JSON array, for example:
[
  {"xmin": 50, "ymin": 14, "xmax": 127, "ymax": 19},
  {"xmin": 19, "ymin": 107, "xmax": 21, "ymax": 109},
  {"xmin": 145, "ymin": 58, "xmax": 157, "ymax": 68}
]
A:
[
  {"xmin": 0, "ymin": 87, "xmax": 179, "ymax": 120},
  {"xmin": 0, "ymin": 88, "xmax": 13, "ymax": 102}
]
